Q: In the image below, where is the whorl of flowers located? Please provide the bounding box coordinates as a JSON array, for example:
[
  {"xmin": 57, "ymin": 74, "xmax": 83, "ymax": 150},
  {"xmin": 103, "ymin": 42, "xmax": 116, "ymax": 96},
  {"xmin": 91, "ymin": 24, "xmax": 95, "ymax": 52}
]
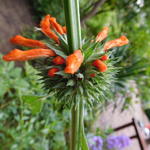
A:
[
  {"xmin": 2, "ymin": 15, "xmax": 129, "ymax": 107},
  {"xmin": 88, "ymin": 135, "xmax": 131, "ymax": 150},
  {"xmin": 88, "ymin": 136, "xmax": 103, "ymax": 150},
  {"xmin": 106, "ymin": 135, "xmax": 131, "ymax": 150}
]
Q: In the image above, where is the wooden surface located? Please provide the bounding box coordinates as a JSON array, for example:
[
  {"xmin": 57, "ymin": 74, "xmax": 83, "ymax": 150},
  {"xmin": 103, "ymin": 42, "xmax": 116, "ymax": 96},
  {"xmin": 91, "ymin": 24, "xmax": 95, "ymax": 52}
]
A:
[{"xmin": 0, "ymin": 0, "xmax": 35, "ymax": 54}]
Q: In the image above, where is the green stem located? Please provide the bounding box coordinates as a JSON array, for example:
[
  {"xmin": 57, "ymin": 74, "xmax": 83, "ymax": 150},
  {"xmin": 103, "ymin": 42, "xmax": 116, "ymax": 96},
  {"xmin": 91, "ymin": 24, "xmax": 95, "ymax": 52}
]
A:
[
  {"xmin": 70, "ymin": 103, "xmax": 79, "ymax": 150},
  {"xmin": 79, "ymin": 100, "xmax": 89, "ymax": 150},
  {"xmin": 78, "ymin": 99, "xmax": 84, "ymax": 149},
  {"xmin": 63, "ymin": 0, "xmax": 81, "ymax": 53},
  {"xmin": 63, "ymin": 0, "xmax": 87, "ymax": 150}
]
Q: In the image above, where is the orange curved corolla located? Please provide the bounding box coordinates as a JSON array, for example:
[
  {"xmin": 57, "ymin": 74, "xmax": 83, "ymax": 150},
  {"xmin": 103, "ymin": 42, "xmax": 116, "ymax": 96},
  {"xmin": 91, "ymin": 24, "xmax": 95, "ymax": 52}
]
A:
[
  {"xmin": 62, "ymin": 26, "xmax": 67, "ymax": 34},
  {"xmin": 92, "ymin": 59, "xmax": 107, "ymax": 72},
  {"xmin": 40, "ymin": 15, "xmax": 60, "ymax": 44},
  {"xmin": 100, "ymin": 55, "xmax": 109, "ymax": 61},
  {"xmin": 10, "ymin": 35, "xmax": 48, "ymax": 48},
  {"xmin": 3, "ymin": 49, "xmax": 56, "ymax": 61},
  {"xmin": 48, "ymin": 68, "xmax": 59, "ymax": 77},
  {"xmin": 64, "ymin": 50, "xmax": 84, "ymax": 74},
  {"xmin": 104, "ymin": 35, "xmax": 129, "ymax": 51},
  {"xmin": 49, "ymin": 17, "xmax": 65, "ymax": 35},
  {"xmin": 52, "ymin": 56, "xmax": 65, "ymax": 65},
  {"xmin": 90, "ymin": 73, "xmax": 96, "ymax": 78},
  {"xmin": 96, "ymin": 27, "xmax": 109, "ymax": 42}
]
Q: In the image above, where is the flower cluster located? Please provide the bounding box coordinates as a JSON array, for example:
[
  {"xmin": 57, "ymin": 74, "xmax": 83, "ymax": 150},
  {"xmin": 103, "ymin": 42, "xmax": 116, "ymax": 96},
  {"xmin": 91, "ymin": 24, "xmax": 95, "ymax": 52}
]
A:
[
  {"xmin": 2, "ymin": 14, "xmax": 129, "ymax": 106},
  {"xmin": 3, "ymin": 15, "xmax": 128, "ymax": 75},
  {"xmin": 88, "ymin": 135, "xmax": 131, "ymax": 150},
  {"xmin": 88, "ymin": 136, "xmax": 103, "ymax": 150},
  {"xmin": 106, "ymin": 135, "xmax": 131, "ymax": 150}
]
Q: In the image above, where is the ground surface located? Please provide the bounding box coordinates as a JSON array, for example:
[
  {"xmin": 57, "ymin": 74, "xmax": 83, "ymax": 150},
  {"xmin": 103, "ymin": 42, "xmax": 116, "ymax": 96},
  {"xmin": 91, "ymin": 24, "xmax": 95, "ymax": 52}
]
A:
[
  {"xmin": 0, "ymin": 0, "xmax": 34, "ymax": 54},
  {"xmin": 94, "ymin": 81, "xmax": 150, "ymax": 150}
]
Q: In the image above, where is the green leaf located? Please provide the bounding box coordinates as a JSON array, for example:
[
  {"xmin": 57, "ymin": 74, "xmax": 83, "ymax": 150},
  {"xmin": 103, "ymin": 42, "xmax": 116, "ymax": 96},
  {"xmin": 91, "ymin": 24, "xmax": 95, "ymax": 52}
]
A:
[
  {"xmin": 76, "ymin": 73, "xmax": 84, "ymax": 79},
  {"xmin": 81, "ymin": 129, "xmax": 89, "ymax": 150},
  {"xmin": 56, "ymin": 71, "xmax": 71, "ymax": 78},
  {"xmin": 67, "ymin": 79, "xmax": 75, "ymax": 86},
  {"xmin": 46, "ymin": 43, "xmax": 67, "ymax": 58},
  {"xmin": 22, "ymin": 95, "xmax": 44, "ymax": 114}
]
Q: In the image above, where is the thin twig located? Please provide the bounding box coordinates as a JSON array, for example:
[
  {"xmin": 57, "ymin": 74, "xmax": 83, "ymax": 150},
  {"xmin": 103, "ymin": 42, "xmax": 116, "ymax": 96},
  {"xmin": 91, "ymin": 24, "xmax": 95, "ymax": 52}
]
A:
[{"xmin": 81, "ymin": 0, "xmax": 107, "ymax": 25}]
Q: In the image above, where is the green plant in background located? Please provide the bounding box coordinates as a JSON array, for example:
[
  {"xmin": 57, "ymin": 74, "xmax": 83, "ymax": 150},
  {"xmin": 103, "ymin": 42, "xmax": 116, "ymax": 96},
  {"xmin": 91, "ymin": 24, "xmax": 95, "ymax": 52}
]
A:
[
  {"xmin": 0, "ymin": 56, "xmax": 69, "ymax": 150},
  {"xmin": 0, "ymin": 57, "xmax": 69, "ymax": 150},
  {"xmin": 30, "ymin": 0, "xmax": 65, "ymax": 25},
  {"xmin": 110, "ymin": 45, "xmax": 150, "ymax": 111}
]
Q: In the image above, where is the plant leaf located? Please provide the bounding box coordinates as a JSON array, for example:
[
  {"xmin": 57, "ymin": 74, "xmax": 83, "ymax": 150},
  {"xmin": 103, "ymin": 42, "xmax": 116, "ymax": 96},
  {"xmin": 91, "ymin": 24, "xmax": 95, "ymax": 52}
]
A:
[
  {"xmin": 81, "ymin": 129, "xmax": 89, "ymax": 150},
  {"xmin": 22, "ymin": 95, "xmax": 44, "ymax": 114}
]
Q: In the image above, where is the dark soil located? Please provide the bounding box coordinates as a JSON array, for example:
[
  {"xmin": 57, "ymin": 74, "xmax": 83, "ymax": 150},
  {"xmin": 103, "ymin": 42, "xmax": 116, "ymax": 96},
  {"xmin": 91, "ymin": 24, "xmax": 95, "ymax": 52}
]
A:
[{"xmin": 0, "ymin": 0, "xmax": 35, "ymax": 54}]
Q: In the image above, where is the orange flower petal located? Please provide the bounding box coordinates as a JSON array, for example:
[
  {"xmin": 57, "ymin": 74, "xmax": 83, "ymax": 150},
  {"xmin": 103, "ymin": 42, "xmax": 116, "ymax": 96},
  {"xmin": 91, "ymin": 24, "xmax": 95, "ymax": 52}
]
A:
[
  {"xmin": 40, "ymin": 15, "xmax": 60, "ymax": 44},
  {"xmin": 62, "ymin": 26, "xmax": 67, "ymax": 34},
  {"xmin": 50, "ymin": 17, "xmax": 65, "ymax": 35},
  {"xmin": 52, "ymin": 56, "xmax": 65, "ymax": 65},
  {"xmin": 64, "ymin": 50, "xmax": 84, "ymax": 74},
  {"xmin": 96, "ymin": 27, "xmax": 109, "ymax": 42},
  {"xmin": 104, "ymin": 35, "xmax": 129, "ymax": 51},
  {"xmin": 93, "ymin": 60, "xmax": 107, "ymax": 72},
  {"xmin": 3, "ymin": 48, "xmax": 56, "ymax": 61},
  {"xmin": 100, "ymin": 55, "xmax": 109, "ymax": 61},
  {"xmin": 10, "ymin": 35, "xmax": 48, "ymax": 48},
  {"xmin": 90, "ymin": 73, "xmax": 96, "ymax": 78},
  {"xmin": 48, "ymin": 68, "xmax": 59, "ymax": 77}
]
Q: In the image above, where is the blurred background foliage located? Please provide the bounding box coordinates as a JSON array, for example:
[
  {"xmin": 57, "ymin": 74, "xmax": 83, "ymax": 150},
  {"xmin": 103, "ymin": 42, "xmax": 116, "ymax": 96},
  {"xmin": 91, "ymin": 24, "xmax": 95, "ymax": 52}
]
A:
[
  {"xmin": 1, "ymin": 0, "xmax": 150, "ymax": 149},
  {"xmin": 0, "ymin": 57, "xmax": 69, "ymax": 149}
]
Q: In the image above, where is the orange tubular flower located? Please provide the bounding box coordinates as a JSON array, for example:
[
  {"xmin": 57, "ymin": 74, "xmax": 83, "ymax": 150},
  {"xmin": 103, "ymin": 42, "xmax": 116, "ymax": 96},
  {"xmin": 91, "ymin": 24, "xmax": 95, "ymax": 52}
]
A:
[
  {"xmin": 65, "ymin": 50, "xmax": 84, "ymax": 74},
  {"xmin": 3, "ymin": 49, "xmax": 56, "ymax": 61},
  {"xmin": 40, "ymin": 15, "xmax": 60, "ymax": 44},
  {"xmin": 52, "ymin": 56, "xmax": 65, "ymax": 65},
  {"xmin": 50, "ymin": 17, "xmax": 65, "ymax": 35},
  {"xmin": 104, "ymin": 35, "xmax": 129, "ymax": 51},
  {"xmin": 93, "ymin": 60, "xmax": 107, "ymax": 72},
  {"xmin": 10, "ymin": 35, "xmax": 48, "ymax": 48},
  {"xmin": 96, "ymin": 27, "xmax": 109, "ymax": 42},
  {"xmin": 90, "ymin": 73, "xmax": 96, "ymax": 78},
  {"xmin": 100, "ymin": 55, "xmax": 109, "ymax": 61},
  {"xmin": 62, "ymin": 26, "xmax": 67, "ymax": 34},
  {"xmin": 48, "ymin": 68, "xmax": 59, "ymax": 77}
]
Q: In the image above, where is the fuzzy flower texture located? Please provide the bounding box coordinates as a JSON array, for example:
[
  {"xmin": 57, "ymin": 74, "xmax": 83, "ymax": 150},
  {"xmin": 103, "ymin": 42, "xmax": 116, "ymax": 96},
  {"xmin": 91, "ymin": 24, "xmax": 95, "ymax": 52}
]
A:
[
  {"xmin": 89, "ymin": 135, "xmax": 131, "ymax": 150},
  {"xmin": 3, "ymin": 15, "xmax": 129, "ymax": 78}
]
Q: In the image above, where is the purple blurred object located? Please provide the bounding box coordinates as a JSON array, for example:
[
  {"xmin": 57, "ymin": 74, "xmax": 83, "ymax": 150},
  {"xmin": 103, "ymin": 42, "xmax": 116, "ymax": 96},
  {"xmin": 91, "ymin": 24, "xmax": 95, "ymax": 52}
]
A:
[
  {"xmin": 88, "ymin": 136, "xmax": 103, "ymax": 150},
  {"xmin": 106, "ymin": 135, "xmax": 131, "ymax": 150}
]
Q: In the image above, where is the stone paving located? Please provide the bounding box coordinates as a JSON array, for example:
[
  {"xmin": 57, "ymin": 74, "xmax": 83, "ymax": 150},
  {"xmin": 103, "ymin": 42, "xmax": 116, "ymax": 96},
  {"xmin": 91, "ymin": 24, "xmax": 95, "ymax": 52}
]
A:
[{"xmin": 94, "ymin": 81, "xmax": 150, "ymax": 150}]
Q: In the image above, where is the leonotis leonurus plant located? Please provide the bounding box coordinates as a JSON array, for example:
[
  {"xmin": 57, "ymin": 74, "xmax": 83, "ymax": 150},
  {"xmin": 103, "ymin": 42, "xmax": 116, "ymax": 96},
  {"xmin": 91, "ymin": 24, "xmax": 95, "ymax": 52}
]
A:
[{"xmin": 3, "ymin": 15, "xmax": 129, "ymax": 107}]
